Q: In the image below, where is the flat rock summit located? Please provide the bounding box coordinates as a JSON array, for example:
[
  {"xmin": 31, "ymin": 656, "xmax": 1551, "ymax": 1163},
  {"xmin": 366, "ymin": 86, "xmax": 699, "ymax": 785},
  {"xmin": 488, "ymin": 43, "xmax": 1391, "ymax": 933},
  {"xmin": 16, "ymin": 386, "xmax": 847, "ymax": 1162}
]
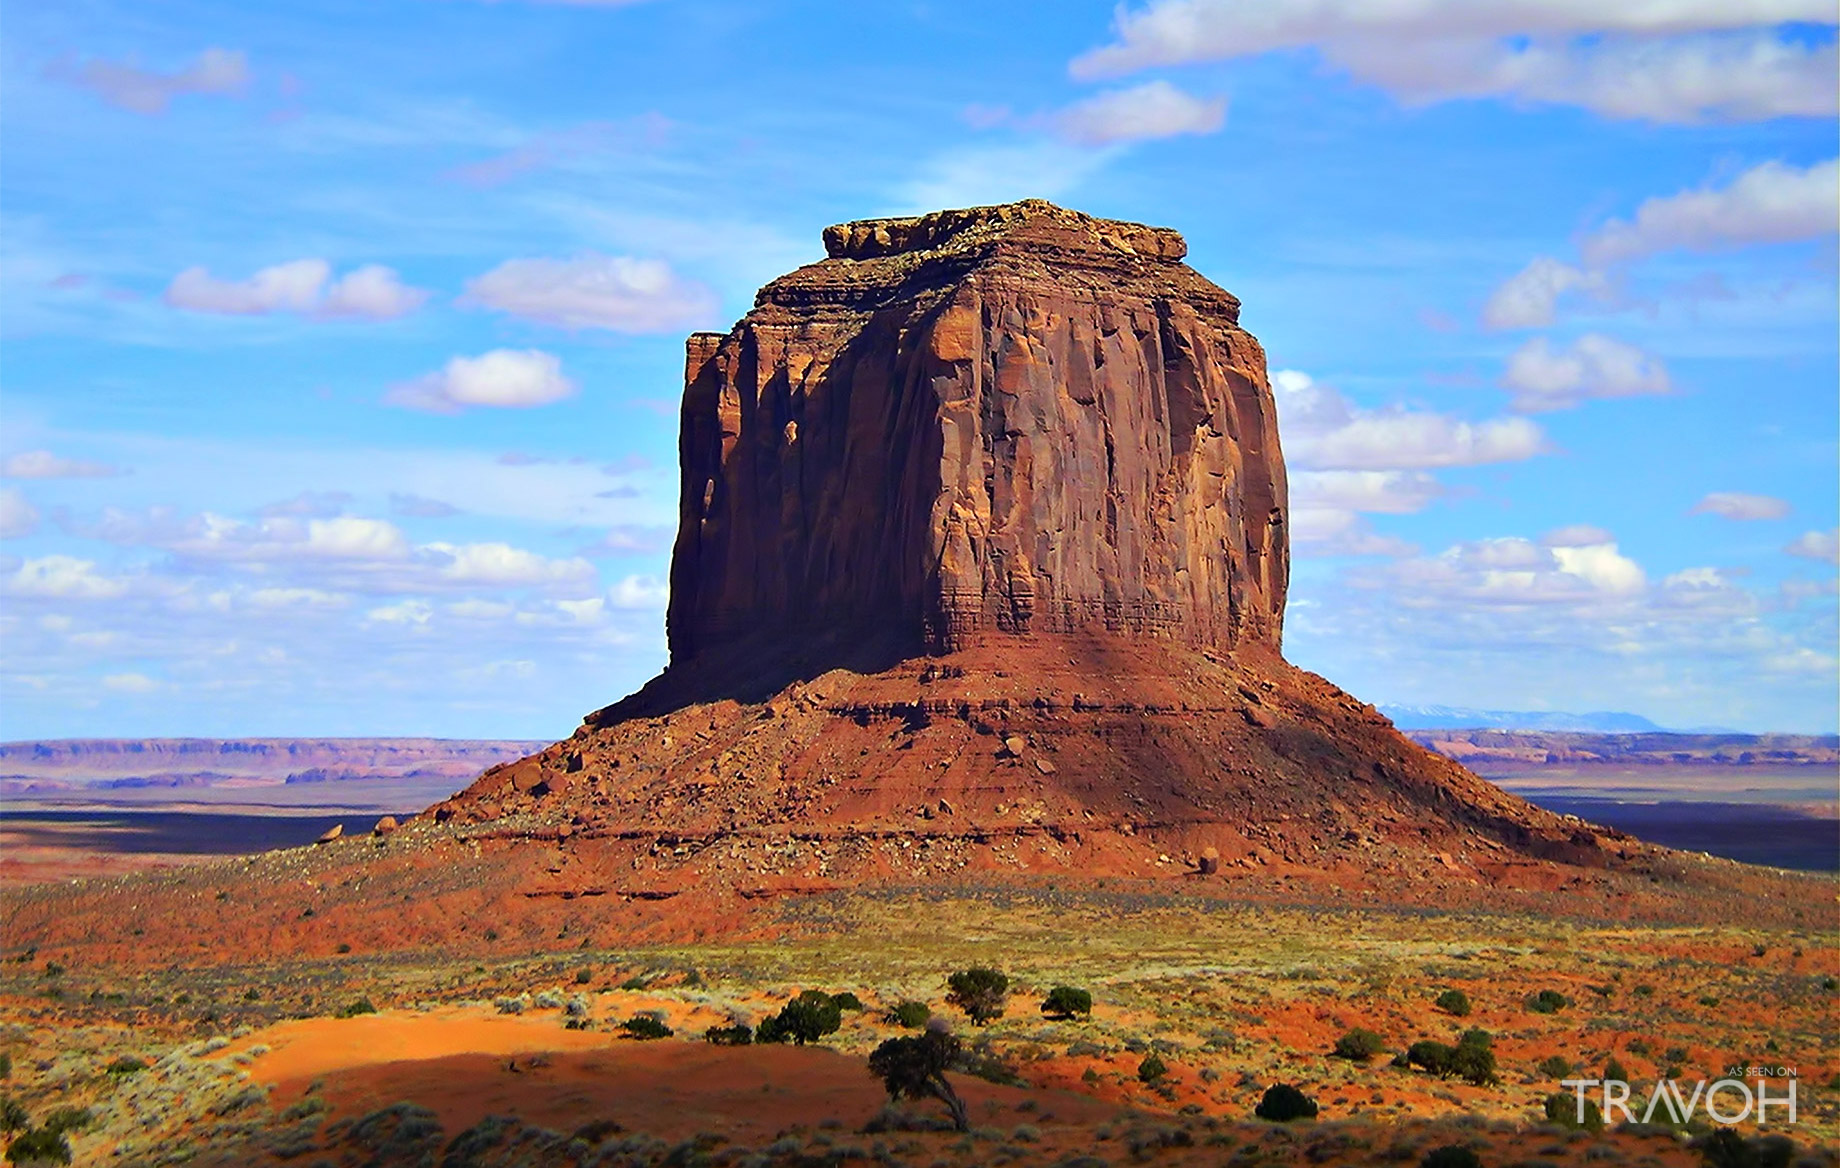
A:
[{"xmin": 8, "ymin": 202, "xmax": 1810, "ymax": 964}]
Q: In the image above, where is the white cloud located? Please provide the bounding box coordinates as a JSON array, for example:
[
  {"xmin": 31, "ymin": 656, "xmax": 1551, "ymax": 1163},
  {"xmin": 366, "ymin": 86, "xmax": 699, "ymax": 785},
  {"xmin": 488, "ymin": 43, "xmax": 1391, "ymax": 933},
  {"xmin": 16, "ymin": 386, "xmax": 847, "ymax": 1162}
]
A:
[
  {"xmin": 1070, "ymin": 2, "xmax": 1836, "ymax": 123},
  {"xmin": 1052, "ymin": 80, "xmax": 1226, "ymax": 145},
  {"xmin": 462, "ymin": 254, "xmax": 716, "ymax": 332},
  {"xmin": 165, "ymin": 259, "xmax": 427, "ymax": 319},
  {"xmin": 1550, "ymin": 542, "xmax": 1647, "ymax": 595},
  {"xmin": 895, "ymin": 141, "xmax": 1117, "ymax": 214},
  {"xmin": 1540, "ymin": 524, "xmax": 1615, "ymax": 548},
  {"xmin": 52, "ymin": 47, "xmax": 250, "ymax": 115},
  {"xmin": 429, "ymin": 541, "xmax": 596, "ymax": 589},
  {"xmin": 1288, "ymin": 470, "xmax": 1438, "ymax": 557},
  {"xmin": 386, "ymin": 349, "xmax": 577, "ymax": 413},
  {"xmin": 1387, "ymin": 532, "xmax": 1645, "ymax": 605},
  {"xmin": 365, "ymin": 600, "xmax": 433, "ymax": 626},
  {"xmin": 247, "ymin": 587, "xmax": 348, "ymax": 610},
  {"xmin": 609, "ymin": 575, "xmax": 669, "ymax": 609},
  {"xmin": 6, "ymin": 556, "xmax": 129, "ymax": 600},
  {"xmin": 1481, "ymin": 256, "xmax": 1609, "ymax": 330},
  {"xmin": 166, "ymin": 259, "xmax": 329, "ymax": 315},
  {"xmin": 101, "ymin": 672, "xmax": 161, "ymax": 693},
  {"xmin": 1784, "ymin": 528, "xmax": 1839, "ymax": 563},
  {"xmin": 1500, "ymin": 333, "xmax": 1671, "ymax": 412},
  {"xmin": 1691, "ymin": 491, "xmax": 1791, "ymax": 521},
  {"xmin": 1274, "ymin": 368, "xmax": 1546, "ymax": 470},
  {"xmin": 319, "ymin": 265, "xmax": 431, "ymax": 319},
  {"xmin": 0, "ymin": 488, "xmax": 40, "ymax": 539},
  {"xmin": 1289, "ymin": 508, "xmax": 1417, "ymax": 557},
  {"xmin": 1, "ymin": 450, "xmax": 124, "ymax": 479},
  {"xmin": 1582, "ymin": 158, "xmax": 1840, "ymax": 267}
]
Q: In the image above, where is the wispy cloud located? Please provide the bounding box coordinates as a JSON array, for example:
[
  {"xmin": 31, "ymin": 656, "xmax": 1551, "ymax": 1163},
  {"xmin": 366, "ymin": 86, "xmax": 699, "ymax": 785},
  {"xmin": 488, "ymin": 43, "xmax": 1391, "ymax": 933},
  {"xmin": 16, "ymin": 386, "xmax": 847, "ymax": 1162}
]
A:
[{"xmin": 50, "ymin": 47, "xmax": 251, "ymax": 115}]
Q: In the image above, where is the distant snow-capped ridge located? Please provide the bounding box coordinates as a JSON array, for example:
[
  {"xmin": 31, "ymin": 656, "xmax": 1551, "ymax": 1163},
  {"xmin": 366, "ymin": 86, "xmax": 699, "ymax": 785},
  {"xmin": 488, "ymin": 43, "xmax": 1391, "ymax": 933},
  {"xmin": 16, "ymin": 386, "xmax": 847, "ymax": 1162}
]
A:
[{"xmin": 1378, "ymin": 705, "xmax": 1666, "ymax": 733}]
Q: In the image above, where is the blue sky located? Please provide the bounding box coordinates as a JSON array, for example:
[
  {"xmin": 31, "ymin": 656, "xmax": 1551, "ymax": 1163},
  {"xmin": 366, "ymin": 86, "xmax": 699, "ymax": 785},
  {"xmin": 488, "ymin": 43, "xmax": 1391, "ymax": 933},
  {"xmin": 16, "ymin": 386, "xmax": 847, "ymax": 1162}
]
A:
[{"xmin": 2, "ymin": 0, "xmax": 1835, "ymax": 739}]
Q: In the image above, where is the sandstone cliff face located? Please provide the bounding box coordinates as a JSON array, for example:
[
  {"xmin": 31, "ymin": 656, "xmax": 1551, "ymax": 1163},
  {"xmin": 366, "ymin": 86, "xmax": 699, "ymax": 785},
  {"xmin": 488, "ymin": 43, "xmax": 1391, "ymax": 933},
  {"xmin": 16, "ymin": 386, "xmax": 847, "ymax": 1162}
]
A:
[{"xmin": 668, "ymin": 201, "xmax": 1287, "ymax": 665}]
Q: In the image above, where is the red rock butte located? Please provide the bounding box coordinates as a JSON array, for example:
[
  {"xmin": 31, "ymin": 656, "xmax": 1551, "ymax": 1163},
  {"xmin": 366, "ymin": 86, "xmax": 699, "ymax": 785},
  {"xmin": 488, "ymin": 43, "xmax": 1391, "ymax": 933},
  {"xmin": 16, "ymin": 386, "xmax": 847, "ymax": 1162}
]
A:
[{"xmin": 670, "ymin": 200, "xmax": 1285, "ymax": 671}]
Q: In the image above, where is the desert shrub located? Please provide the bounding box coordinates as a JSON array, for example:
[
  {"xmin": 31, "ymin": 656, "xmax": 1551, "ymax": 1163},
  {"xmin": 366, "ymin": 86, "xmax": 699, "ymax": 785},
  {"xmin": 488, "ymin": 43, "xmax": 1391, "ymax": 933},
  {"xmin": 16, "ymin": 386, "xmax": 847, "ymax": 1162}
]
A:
[
  {"xmin": 889, "ymin": 1001, "xmax": 932, "ymax": 1029},
  {"xmin": 5, "ymin": 1128, "xmax": 70, "ymax": 1166},
  {"xmin": 494, "ymin": 995, "xmax": 526, "ymax": 1015},
  {"xmin": 1407, "ymin": 1041, "xmax": 1456, "ymax": 1076},
  {"xmin": 1603, "ymin": 1056, "xmax": 1630, "ymax": 1084},
  {"xmin": 0, "ymin": 1100, "xmax": 25, "ymax": 1134},
  {"xmin": 1435, "ymin": 989, "xmax": 1472, "ymax": 1017},
  {"xmin": 533, "ymin": 989, "xmax": 565, "ymax": 1010},
  {"xmin": 574, "ymin": 968, "xmax": 593, "ymax": 985},
  {"xmin": 1450, "ymin": 1030, "xmax": 1498, "ymax": 1087},
  {"xmin": 869, "ymin": 1029, "xmax": 968, "ymax": 1132},
  {"xmin": 1526, "ymin": 990, "xmax": 1569, "ymax": 1014},
  {"xmin": 1041, "ymin": 986, "xmax": 1092, "ymax": 1020},
  {"xmin": 1692, "ymin": 1127, "xmax": 1799, "ymax": 1168},
  {"xmin": 0, "ymin": 1054, "xmax": 9, "ymax": 1079},
  {"xmin": 1633, "ymin": 983, "xmax": 1656, "ymax": 998},
  {"xmin": 1254, "ymin": 1083, "xmax": 1318, "ymax": 1122},
  {"xmin": 1332, "ymin": 1028, "xmax": 1386, "ymax": 1062},
  {"xmin": 1420, "ymin": 1145, "xmax": 1482, "ymax": 1168},
  {"xmin": 1542, "ymin": 1091, "xmax": 1603, "ymax": 1132},
  {"xmin": 1537, "ymin": 1055, "xmax": 1572, "ymax": 1079},
  {"xmin": 106, "ymin": 1055, "xmax": 147, "ymax": 1076},
  {"xmin": 41, "ymin": 964, "xmax": 62, "ymax": 979},
  {"xmin": 37, "ymin": 1111, "xmax": 87, "ymax": 1138},
  {"xmin": 757, "ymin": 992, "xmax": 843, "ymax": 1045},
  {"xmin": 620, "ymin": 1014, "xmax": 673, "ymax": 1040},
  {"xmin": 830, "ymin": 992, "xmax": 865, "ymax": 1012},
  {"xmin": 338, "ymin": 999, "xmax": 377, "ymax": 1018},
  {"xmin": 1137, "ymin": 1052, "xmax": 1168, "ymax": 1083},
  {"xmin": 945, "ymin": 968, "xmax": 1009, "ymax": 1025},
  {"xmin": 704, "ymin": 1023, "xmax": 753, "ymax": 1046}
]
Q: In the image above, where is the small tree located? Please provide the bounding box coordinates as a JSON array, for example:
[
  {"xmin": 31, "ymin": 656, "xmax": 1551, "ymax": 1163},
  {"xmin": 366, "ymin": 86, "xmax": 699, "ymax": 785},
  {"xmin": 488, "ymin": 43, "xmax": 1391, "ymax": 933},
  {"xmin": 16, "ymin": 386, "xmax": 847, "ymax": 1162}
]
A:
[
  {"xmin": 946, "ymin": 968, "xmax": 1009, "ymax": 1025},
  {"xmin": 1254, "ymin": 1083, "xmax": 1318, "ymax": 1122},
  {"xmin": 868, "ymin": 1029, "xmax": 968, "ymax": 1132},
  {"xmin": 0, "ymin": 1100, "xmax": 24, "ymax": 1135},
  {"xmin": 1543, "ymin": 1091, "xmax": 1604, "ymax": 1132},
  {"xmin": 620, "ymin": 1014, "xmax": 673, "ymax": 1040},
  {"xmin": 704, "ymin": 1023, "xmax": 753, "ymax": 1046},
  {"xmin": 36, "ymin": 1112, "xmax": 87, "ymax": 1139},
  {"xmin": 1537, "ymin": 1055, "xmax": 1572, "ymax": 1079},
  {"xmin": 1137, "ymin": 1052, "xmax": 1168, "ymax": 1083},
  {"xmin": 1332, "ymin": 1028, "xmax": 1386, "ymax": 1062},
  {"xmin": 1434, "ymin": 989, "xmax": 1471, "ymax": 1017},
  {"xmin": 1041, "ymin": 986, "xmax": 1092, "ymax": 1020}
]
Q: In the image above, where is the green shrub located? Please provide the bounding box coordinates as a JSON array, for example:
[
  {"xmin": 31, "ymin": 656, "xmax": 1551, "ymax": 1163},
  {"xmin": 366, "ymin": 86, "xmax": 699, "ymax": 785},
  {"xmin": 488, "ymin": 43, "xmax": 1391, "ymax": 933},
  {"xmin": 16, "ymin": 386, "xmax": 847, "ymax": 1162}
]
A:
[
  {"xmin": 338, "ymin": 999, "xmax": 377, "ymax": 1018},
  {"xmin": 756, "ymin": 992, "xmax": 842, "ymax": 1045},
  {"xmin": 1633, "ymin": 984, "xmax": 1656, "ymax": 998},
  {"xmin": 5, "ymin": 1128, "xmax": 70, "ymax": 1165},
  {"xmin": 1525, "ymin": 989, "xmax": 1569, "ymax": 1014},
  {"xmin": 945, "ymin": 968, "xmax": 1009, "ymax": 1025},
  {"xmin": 1332, "ymin": 1028, "xmax": 1386, "ymax": 1062},
  {"xmin": 1420, "ymin": 1146, "xmax": 1481, "ymax": 1168},
  {"xmin": 1406, "ymin": 1031, "xmax": 1495, "ymax": 1086},
  {"xmin": 704, "ymin": 1023, "xmax": 752, "ymax": 1046},
  {"xmin": 0, "ymin": 1054, "xmax": 9, "ymax": 1080},
  {"xmin": 830, "ymin": 992, "xmax": 865, "ymax": 1012},
  {"xmin": 1407, "ymin": 1040, "xmax": 1456, "ymax": 1076},
  {"xmin": 0, "ymin": 1099, "xmax": 25, "ymax": 1134},
  {"xmin": 889, "ymin": 1001, "xmax": 932, "ymax": 1029},
  {"xmin": 38, "ymin": 1110, "xmax": 88, "ymax": 1138},
  {"xmin": 620, "ymin": 1014, "xmax": 673, "ymax": 1040},
  {"xmin": 574, "ymin": 968, "xmax": 593, "ymax": 985},
  {"xmin": 1041, "ymin": 987, "xmax": 1092, "ymax": 1020},
  {"xmin": 1604, "ymin": 1056, "xmax": 1630, "ymax": 1085},
  {"xmin": 1434, "ymin": 989, "xmax": 1472, "ymax": 1017},
  {"xmin": 1542, "ymin": 1091, "xmax": 1603, "ymax": 1132},
  {"xmin": 106, "ymin": 1055, "xmax": 147, "ymax": 1076},
  {"xmin": 1137, "ymin": 1052, "xmax": 1168, "ymax": 1083},
  {"xmin": 1537, "ymin": 1055, "xmax": 1572, "ymax": 1079},
  {"xmin": 1254, "ymin": 1083, "xmax": 1318, "ymax": 1122}
]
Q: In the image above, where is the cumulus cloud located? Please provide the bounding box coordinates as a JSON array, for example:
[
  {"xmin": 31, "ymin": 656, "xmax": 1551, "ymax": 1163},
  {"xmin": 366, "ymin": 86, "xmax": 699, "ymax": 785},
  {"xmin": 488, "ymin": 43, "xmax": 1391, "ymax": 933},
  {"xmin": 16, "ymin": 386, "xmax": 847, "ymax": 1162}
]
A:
[
  {"xmin": 1052, "ymin": 80, "xmax": 1226, "ymax": 145},
  {"xmin": 1691, "ymin": 492, "xmax": 1791, "ymax": 521},
  {"xmin": 461, "ymin": 254, "xmax": 717, "ymax": 332},
  {"xmin": 609, "ymin": 575, "xmax": 670, "ymax": 609},
  {"xmin": 165, "ymin": 259, "xmax": 427, "ymax": 319},
  {"xmin": 385, "ymin": 349, "xmax": 577, "ymax": 413},
  {"xmin": 5, "ymin": 556, "xmax": 130, "ymax": 600},
  {"xmin": 1070, "ymin": 2, "xmax": 1837, "ymax": 123},
  {"xmin": 0, "ymin": 488, "xmax": 40, "ymax": 539},
  {"xmin": 1274, "ymin": 368, "xmax": 1546, "ymax": 470},
  {"xmin": 1500, "ymin": 333, "xmax": 1671, "ymax": 412},
  {"xmin": 1390, "ymin": 532, "xmax": 1645, "ymax": 605},
  {"xmin": 1784, "ymin": 528, "xmax": 1839, "ymax": 563},
  {"xmin": 1581, "ymin": 157, "xmax": 1840, "ymax": 267},
  {"xmin": 1481, "ymin": 256, "xmax": 1610, "ymax": 330},
  {"xmin": 427, "ymin": 541, "xmax": 596, "ymax": 589},
  {"xmin": 51, "ymin": 47, "xmax": 250, "ymax": 115}
]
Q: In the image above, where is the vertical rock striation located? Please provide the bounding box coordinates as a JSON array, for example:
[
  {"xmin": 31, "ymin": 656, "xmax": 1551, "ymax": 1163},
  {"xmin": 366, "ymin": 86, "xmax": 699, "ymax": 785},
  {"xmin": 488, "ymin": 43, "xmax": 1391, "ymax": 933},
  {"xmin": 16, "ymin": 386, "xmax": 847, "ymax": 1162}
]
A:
[{"xmin": 667, "ymin": 200, "xmax": 1288, "ymax": 667}]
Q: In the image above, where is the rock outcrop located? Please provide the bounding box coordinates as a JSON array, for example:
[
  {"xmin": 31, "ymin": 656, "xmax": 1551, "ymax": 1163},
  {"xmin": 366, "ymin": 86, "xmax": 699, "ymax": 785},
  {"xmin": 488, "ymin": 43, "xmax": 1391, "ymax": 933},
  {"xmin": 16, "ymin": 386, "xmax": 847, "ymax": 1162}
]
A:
[{"xmin": 667, "ymin": 200, "xmax": 1287, "ymax": 671}]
